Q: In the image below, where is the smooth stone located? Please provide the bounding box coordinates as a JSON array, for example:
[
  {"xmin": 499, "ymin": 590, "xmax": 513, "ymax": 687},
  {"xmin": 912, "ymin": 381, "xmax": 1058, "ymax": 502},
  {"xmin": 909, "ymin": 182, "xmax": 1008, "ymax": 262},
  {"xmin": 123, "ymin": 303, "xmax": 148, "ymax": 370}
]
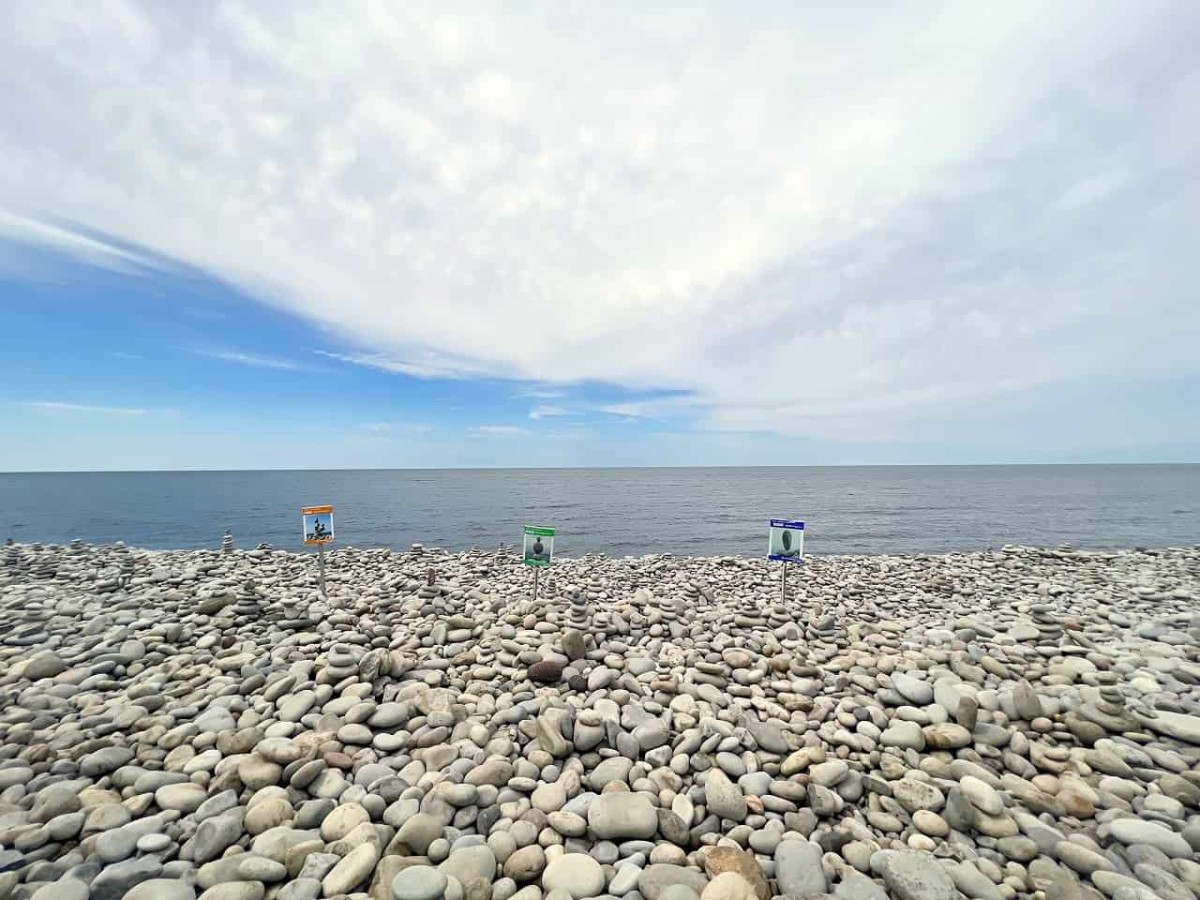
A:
[
  {"xmin": 392, "ymin": 865, "xmax": 449, "ymax": 900},
  {"xmin": 588, "ymin": 793, "xmax": 658, "ymax": 840},
  {"xmin": 542, "ymin": 854, "xmax": 605, "ymax": 899},
  {"xmin": 774, "ymin": 840, "xmax": 827, "ymax": 897},
  {"xmin": 30, "ymin": 881, "xmax": 89, "ymax": 900},
  {"xmin": 704, "ymin": 770, "xmax": 747, "ymax": 822},
  {"xmin": 321, "ymin": 842, "xmax": 378, "ymax": 895},
  {"xmin": 871, "ymin": 850, "xmax": 954, "ymax": 900},
  {"xmin": 1107, "ymin": 819, "xmax": 1193, "ymax": 858},
  {"xmin": 959, "ymin": 776, "xmax": 1004, "ymax": 816},
  {"xmin": 891, "ymin": 673, "xmax": 934, "ymax": 705},
  {"xmin": 1139, "ymin": 710, "xmax": 1200, "ymax": 744},
  {"xmin": 124, "ymin": 880, "xmax": 197, "ymax": 900},
  {"xmin": 439, "ymin": 845, "xmax": 497, "ymax": 888},
  {"xmin": 639, "ymin": 865, "xmax": 710, "ymax": 900},
  {"xmin": 701, "ymin": 873, "xmax": 756, "ymax": 900}
]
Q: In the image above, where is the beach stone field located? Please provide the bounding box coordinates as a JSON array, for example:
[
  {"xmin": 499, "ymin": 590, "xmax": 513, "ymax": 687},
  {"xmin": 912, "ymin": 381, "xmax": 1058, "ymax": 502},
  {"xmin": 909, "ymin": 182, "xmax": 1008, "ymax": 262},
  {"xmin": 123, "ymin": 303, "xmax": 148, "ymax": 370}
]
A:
[{"xmin": 1, "ymin": 542, "xmax": 1198, "ymax": 900}]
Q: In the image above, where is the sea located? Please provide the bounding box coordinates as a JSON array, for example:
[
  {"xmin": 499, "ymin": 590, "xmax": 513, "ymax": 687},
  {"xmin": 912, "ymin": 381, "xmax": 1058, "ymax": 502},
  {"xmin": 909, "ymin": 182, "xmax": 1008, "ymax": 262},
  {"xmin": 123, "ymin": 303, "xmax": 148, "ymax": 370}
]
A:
[{"xmin": 0, "ymin": 465, "xmax": 1196, "ymax": 558}]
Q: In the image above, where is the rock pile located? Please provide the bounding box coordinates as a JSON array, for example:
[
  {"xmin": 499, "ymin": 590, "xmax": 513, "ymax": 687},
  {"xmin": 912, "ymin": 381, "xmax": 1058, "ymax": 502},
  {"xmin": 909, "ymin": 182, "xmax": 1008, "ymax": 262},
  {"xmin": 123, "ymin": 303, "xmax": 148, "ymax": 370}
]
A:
[{"xmin": 0, "ymin": 542, "xmax": 1197, "ymax": 900}]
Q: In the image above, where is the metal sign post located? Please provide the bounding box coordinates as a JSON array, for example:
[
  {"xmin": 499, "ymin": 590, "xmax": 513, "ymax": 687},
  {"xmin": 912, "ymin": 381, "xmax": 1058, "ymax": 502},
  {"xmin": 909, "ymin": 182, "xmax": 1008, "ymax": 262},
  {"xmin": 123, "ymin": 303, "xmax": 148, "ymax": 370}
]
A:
[
  {"xmin": 317, "ymin": 543, "xmax": 327, "ymax": 597},
  {"xmin": 768, "ymin": 518, "xmax": 805, "ymax": 604},
  {"xmin": 302, "ymin": 505, "xmax": 335, "ymax": 599},
  {"xmin": 523, "ymin": 525, "xmax": 555, "ymax": 602}
]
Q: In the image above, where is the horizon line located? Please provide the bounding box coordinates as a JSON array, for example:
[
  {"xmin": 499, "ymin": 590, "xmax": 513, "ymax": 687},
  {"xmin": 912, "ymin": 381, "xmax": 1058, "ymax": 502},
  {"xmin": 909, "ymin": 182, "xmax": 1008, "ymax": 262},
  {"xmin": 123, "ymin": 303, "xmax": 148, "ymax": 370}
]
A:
[{"xmin": 2, "ymin": 461, "xmax": 1197, "ymax": 475}]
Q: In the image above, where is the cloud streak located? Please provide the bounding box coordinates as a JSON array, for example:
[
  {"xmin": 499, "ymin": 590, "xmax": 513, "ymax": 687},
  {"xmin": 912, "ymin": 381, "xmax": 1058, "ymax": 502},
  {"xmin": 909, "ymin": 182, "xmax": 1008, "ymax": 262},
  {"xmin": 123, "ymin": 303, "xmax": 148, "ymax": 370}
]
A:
[
  {"xmin": 193, "ymin": 348, "xmax": 314, "ymax": 372},
  {"xmin": 24, "ymin": 401, "xmax": 149, "ymax": 416},
  {"xmin": 364, "ymin": 421, "xmax": 434, "ymax": 435},
  {"xmin": 2, "ymin": 3, "xmax": 1198, "ymax": 441},
  {"xmin": 529, "ymin": 405, "xmax": 569, "ymax": 420},
  {"xmin": 469, "ymin": 425, "xmax": 528, "ymax": 437}
]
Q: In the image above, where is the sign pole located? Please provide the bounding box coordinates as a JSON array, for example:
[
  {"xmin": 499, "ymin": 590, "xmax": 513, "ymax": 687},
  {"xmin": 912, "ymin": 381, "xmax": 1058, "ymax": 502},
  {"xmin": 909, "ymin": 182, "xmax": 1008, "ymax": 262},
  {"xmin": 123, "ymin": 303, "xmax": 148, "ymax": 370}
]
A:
[
  {"xmin": 533, "ymin": 565, "xmax": 540, "ymax": 604},
  {"xmin": 302, "ymin": 504, "xmax": 335, "ymax": 600},
  {"xmin": 318, "ymin": 542, "xmax": 327, "ymax": 598},
  {"xmin": 781, "ymin": 561, "xmax": 787, "ymax": 604}
]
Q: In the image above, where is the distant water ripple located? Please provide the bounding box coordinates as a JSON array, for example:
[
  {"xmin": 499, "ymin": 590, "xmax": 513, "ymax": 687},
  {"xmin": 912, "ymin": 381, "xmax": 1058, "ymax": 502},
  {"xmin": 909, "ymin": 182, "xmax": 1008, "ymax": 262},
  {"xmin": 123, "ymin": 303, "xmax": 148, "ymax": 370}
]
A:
[{"xmin": 0, "ymin": 465, "xmax": 1196, "ymax": 556}]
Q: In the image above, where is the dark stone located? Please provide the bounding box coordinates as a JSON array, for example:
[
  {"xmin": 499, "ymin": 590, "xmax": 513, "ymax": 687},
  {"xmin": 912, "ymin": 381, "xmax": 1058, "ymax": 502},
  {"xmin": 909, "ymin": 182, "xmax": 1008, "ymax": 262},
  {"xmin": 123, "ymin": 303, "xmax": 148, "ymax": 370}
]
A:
[{"xmin": 528, "ymin": 661, "xmax": 564, "ymax": 684}]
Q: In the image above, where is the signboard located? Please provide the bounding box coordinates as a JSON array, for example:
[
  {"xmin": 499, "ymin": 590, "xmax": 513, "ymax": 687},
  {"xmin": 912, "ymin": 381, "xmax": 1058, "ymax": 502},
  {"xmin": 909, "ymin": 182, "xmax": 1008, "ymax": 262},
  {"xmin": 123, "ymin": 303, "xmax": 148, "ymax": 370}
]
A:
[
  {"xmin": 768, "ymin": 519, "xmax": 804, "ymax": 562},
  {"xmin": 523, "ymin": 526, "xmax": 554, "ymax": 567},
  {"xmin": 302, "ymin": 506, "xmax": 335, "ymax": 545}
]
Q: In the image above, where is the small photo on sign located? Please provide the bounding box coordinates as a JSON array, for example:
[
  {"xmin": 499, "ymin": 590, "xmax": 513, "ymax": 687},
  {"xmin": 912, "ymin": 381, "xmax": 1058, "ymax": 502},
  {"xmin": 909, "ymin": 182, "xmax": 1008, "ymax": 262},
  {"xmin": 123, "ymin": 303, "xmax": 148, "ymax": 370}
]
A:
[
  {"xmin": 302, "ymin": 506, "xmax": 335, "ymax": 545},
  {"xmin": 768, "ymin": 519, "xmax": 804, "ymax": 562},
  {"xmin": 523, "ymin": 526, "xmax": 554, "ymax": 567}
]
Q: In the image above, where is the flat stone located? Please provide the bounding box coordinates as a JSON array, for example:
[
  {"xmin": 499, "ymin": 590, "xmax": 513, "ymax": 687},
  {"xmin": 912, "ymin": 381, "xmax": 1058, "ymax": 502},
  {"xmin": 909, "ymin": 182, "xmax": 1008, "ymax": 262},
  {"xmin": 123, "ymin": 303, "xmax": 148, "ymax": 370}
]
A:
[
  {"xmin": 1108, "ymin": 819, "xmax": 1193, "ymax": 858},
  {"xmin": 124, "ymin": 880, "xmax": 197, "ymax": 900},
  {"xmin": 704, "ymin": 769, "xmax": 747, "ymax": 822},
  {"xmin": 871, "ymin": 850, "xmax": 954, "ymax": 900},
  {"xmin": 959, "ymin": 776, "xmax": 1004, "ymax": 816},
  {"xmin": 892, "ymin": 778, "xmax": 945, "ymax": 813},
  {"xmin": 701, "ymin": 872, "xmax": 757, "ymax": 900},
  {"xmin": 880, "ymin": 721, "xmax": 925, "ymax": 751},
  {"xmin": 542, "ymin": 854, "xmax": 605, "ymax": 899},
  {"xmin": 439, "ymin": 845, "xmax": 497, "ymax": 888},
  {"xmin": 1139, "ymin": 710, "xmax": 1200, "ymax": 745},
  {"xmin": 29, "ymin": 880, "xmax": 89, "ymax": 900},
  {"xmin": 321, "ymin": 842, "xmax": 378, "ymax": 895},
  {"xmin": 891, "ymin": 673, "xmax": 933, "ymax": 705},
  {"xmin": 774, "ymin": 840, "xmax": 827, "ymax": 897},
  {"xmin": 588, "ymin": 793, "xmax": 658, "ymax": 840},
  {"xmin": 702, "ymin": 848, "xmax": 768, "ymax": 900},
  {"xmin": 90, "ymin": 856, "xmax": 163, "ymax": 900},
  {"xmin": 393, "ymin": 865, "xmax": 449, "ymax": 900}
]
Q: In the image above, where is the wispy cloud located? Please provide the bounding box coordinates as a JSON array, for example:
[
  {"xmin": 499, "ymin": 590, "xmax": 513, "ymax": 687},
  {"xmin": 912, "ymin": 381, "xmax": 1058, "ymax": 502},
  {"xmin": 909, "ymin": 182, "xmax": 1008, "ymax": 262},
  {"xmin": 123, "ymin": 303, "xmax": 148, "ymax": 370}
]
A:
[
  {"xmin": 24, "ymin": 401, "xmax": 148, "ymax": 415},
  {"xmin": 529, "ymin": 405, "xmax": 570, "ymax": 420},
  {"xmin": 547, "ymin": 425, "xmax": 591, "ymax": 440},
  {"xmin": 364, "ymin": 421, "xmax": 434, "ymax": 435},
  {"xmin": 315, "ymin": 350, "xmax": 492, "ymax": 380},
  {"xmin": 595, "ymin": 397, "xmax": 699, "ymax": 420},
  {"xmin": 192, "ymin": 348, "xmax": 313, "ymax": 372},
  {"xmin": 469, "ymin": 425, "xmax": 528, "ymax": 437},
  {"xmin": 516, "ymin": 389, "xmax": 567, "ymax": 400},
  {"xmin": 0, "ymin": 210, "xmax": 159, "ymax": 274},
  {"xmin": 112, "ymin": 352, "xmax": 143, "ymax": 360}
]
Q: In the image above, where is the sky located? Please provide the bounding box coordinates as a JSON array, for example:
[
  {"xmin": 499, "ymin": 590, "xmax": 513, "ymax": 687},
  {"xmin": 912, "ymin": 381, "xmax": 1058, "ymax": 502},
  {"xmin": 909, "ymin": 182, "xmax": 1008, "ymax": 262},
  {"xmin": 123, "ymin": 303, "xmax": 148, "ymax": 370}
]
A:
[{"xmin": 1, "ymin": 1, "xmax": 1198, "ymax": 471}]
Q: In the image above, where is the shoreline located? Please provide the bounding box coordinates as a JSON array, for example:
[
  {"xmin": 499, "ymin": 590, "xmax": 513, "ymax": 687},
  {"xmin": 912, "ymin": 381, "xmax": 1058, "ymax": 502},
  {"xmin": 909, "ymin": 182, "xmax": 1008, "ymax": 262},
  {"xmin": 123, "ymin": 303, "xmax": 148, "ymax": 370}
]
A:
[{"xmin": 1, "ymin": 541, "xmax": 1198, "ymax": 899}]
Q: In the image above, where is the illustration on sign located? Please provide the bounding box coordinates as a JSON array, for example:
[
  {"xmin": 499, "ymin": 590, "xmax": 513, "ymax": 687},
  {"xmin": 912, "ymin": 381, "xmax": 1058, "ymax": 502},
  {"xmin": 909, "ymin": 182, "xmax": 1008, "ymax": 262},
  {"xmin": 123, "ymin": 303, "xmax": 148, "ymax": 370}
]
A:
[
  {"xmin": 302, "ymin": 506, "xmax": 335, "ymax": 545},
  {"xmin": 523, "ymin": 525, "xmax": 555, "ymax": 567},
  {"xmin": 768, "ymin": 519, "xmax": 804, "ymax": 562}
]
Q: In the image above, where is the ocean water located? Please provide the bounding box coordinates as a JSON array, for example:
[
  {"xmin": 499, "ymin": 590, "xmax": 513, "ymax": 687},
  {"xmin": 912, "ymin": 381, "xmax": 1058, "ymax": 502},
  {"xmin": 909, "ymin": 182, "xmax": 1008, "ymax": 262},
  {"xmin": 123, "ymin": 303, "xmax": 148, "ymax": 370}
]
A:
[{"xmin": 0, "ymin": 465, "xmax": 1197, "ymax": 557}]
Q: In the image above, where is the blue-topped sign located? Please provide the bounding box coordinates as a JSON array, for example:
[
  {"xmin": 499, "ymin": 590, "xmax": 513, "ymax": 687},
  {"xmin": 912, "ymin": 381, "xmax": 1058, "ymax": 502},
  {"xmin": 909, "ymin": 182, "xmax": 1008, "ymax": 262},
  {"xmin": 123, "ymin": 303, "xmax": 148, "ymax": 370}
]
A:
[{"xmin": 768, "ymin": 519, "xmax": 805, "ymax": 562}]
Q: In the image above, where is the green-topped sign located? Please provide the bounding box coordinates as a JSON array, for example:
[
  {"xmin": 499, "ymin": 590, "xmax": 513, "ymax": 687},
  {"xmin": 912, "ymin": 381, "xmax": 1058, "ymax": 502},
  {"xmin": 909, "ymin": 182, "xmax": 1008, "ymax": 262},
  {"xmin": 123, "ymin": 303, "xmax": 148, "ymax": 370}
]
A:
[{"xmin": 523, "ymin": 525, "xmax": 555, "ymax": 567}]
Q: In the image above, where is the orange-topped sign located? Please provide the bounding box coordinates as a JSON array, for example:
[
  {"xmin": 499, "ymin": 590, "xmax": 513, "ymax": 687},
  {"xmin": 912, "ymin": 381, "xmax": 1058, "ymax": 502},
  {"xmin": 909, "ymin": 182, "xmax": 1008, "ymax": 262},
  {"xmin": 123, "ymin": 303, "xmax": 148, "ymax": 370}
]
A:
[{"xmin": 302, "ymin": 505, "xmax": 334, "ymax": 545}]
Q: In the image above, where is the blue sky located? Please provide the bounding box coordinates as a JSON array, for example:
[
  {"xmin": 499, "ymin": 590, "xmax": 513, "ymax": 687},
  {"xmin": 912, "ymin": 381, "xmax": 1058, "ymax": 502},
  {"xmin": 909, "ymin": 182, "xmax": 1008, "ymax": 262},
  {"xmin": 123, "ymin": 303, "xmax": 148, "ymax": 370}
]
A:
[{"xmin": 1, "ymin": 3, "xmax": 1198, "ymax": 471}]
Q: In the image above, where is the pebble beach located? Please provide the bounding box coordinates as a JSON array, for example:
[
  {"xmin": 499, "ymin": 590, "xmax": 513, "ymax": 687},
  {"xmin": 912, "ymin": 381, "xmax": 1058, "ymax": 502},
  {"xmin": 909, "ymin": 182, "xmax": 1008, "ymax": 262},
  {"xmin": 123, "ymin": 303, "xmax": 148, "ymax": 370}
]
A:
[{"xmin": 1, "ymin": 541, "xmax": 1198, "ymax": 900}]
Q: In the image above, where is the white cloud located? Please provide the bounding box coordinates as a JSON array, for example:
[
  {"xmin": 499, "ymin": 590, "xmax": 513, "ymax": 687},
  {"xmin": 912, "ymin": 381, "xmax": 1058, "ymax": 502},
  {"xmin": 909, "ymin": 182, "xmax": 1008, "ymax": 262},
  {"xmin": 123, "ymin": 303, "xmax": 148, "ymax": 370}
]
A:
[
  {"xmin": 469, "ymin": 425, "xmax": 528, "ymax": 437},
  {"xmin": 0, "ymin": 209, "xmax": 159, "ymax": 274},
  {"xmin": 24, "ymin": 401, "xmax": 148, "ymax": 415},
  {"xmin": 2, "ymin": 3, "xmax": 1198, "ymax": 441},
  {"xmin": 517, "ymin": 389, "xmax": 567, "ymax": 400},
  {"xmin": 364, "ymin": 421, "xmax": 433, "ymax": 434},
  {"xmin": 315, "ymin": 350, "xmax": 496, "ymax": 380},
  {"xmin": 529, "ymin": 405, "xmax": 569, "ymax": 419},
  {"xmin": 193, "ymin": 348, "xmax": 313, "ymax": 371}
]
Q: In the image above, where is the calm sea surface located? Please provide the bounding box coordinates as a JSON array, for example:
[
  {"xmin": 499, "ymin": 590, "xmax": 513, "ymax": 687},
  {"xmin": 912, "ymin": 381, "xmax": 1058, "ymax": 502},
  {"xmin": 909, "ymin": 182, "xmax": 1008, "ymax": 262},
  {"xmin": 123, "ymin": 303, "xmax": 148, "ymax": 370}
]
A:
[{"xmin": 0, "ymin": 466, "xmax": 1196, "ymax": 557}]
